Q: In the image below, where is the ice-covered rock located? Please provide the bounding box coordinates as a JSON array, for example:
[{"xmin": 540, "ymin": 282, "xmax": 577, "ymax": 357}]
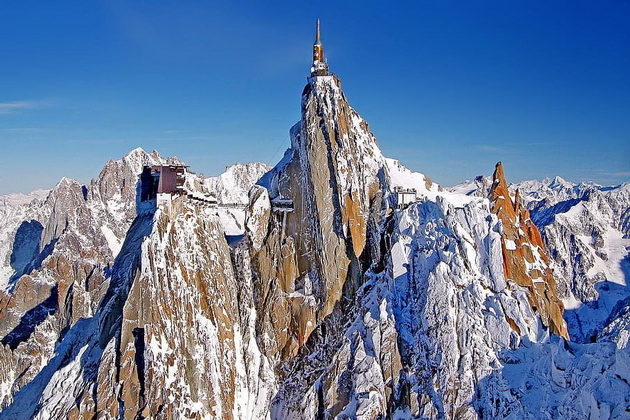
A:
[
  {"xmin": 454, "ymin": 171, "xmax": 630, "ymax": 344},
  {"xmin": 1, "ymin": 70, "xmax": 628, "ymax": 419},
  {"xmin": 205, "ymin": 162, "xmax": 270, "ymax": 205}
]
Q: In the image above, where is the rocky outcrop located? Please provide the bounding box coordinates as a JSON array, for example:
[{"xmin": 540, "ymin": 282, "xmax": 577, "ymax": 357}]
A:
[
  {"xmin": 524, "ymin": 182, "xmax": 630, "ymax": 342},
  {"xmin": 490, "ymin": 162, "xmax": 569, "ymax": 339},
  {"xmin": 452, "ymin": 171, "xmax": 630, "ymax": 344},
  {"xmin": 55, "ymin": 201, "xmax": 272, "ymax": 420},
  {"xmin": 0, "ymin": 149, "xmax": 165, "ymax": 409},
  {"xmin": 0, "ymin": 177, "xmax": 113, "ymax": 409},
  {"xmin": 0, "ymin": 146, "xmax": 274, "ymax": 414},
  {"xmin": 0, "ymin": 148, "xmax": 278, "ymax": 418},
  {"xmin": 246, "ymin": 75, "xmax": 387, "ymax": 360},
  {"xmin": 1, "ymin": 71, "xmax": 628, "ymax": 419}
]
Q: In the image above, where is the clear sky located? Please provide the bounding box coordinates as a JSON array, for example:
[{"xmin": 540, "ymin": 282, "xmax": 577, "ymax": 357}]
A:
[{"xmin": 1, "ymin": 1, "xmax": 628, "ymax": 194}]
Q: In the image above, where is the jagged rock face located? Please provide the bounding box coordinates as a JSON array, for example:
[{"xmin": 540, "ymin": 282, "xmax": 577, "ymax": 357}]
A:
[
  {"xmin": 452, "ymin": 172, "xmax": 630, "ymax": 344},
  {"xmin": 490, "ymin": 162, "xmax": 569, "ymax": 339},
  {"xmin": 523, "ymin": 182, "xmax": 630, "ymax": 343},
  {"xmin": 0, "ymin": 153, "xmax": 274, "ymax": 418},
  {"xmin": 536, "ymin": 189, "xmax": 616, "ymax": 303},
  {"xmin": 59, "ymin": 202, "xmax": 272, "ymax": 420},
  {"xmin": 387, "ymin": 197, "xmax": 555, "ymax": 418},
  {"xmin": 246, "ymin": 75, "xmax": 387, "ymax": 359},
  {"xmin": 0, "ymin": 149, "xmax": 166, "ymax": 409},
  {"xmin": 271, "ymin": 177, "xmax": 628, "ymax": 419},
  {"xmin": 0, "ymin": 178, "xmax": 113, "ymax": 409},
  {"xmin": 1, "ymin": 73, "xmax": 629, "ymax": 419},
  {"xmin": 87, "ymin": 148, "xmax": 165, "ymax": 240},
  {"xmin": 120, "ymin": 202, "xmax": 264, "ymax": 419}
]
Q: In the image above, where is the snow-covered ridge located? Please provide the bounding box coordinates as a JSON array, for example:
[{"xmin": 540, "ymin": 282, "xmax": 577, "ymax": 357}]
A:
[
  {"xmin": 204, "ymin": 162, "xmax": 270, "ymax": 205},
  {"xmin": 450, "ymin": 170, "xmax": 630, "ymax": 345},
  {"xmin": 0, "ymin": 147, "xmax": 273, "ymax": 412},
  {"xmin": 512, "ymin": 177, "xmax": 630, "ymax": 343},
  {"xmin": 2, "ymin": 145, "xmax": 629, "ymax": 418},
  {"xmin": 386, "ymin": 158, "xmax": 482, "ymax": 208},
  {"xmin": 514, "ymin": 176, "xmax": 627, "ymax": 210},
  {"xmin": 450, "ymin": 175, "xmax": 627, "ymax": 207},
  {"xmin": 1, "ymin": 69, "xmax": 629, "ymax": 418},
  {"xmin": 1, "ymin": 150, "xmax": 269, "ymax": 289}
]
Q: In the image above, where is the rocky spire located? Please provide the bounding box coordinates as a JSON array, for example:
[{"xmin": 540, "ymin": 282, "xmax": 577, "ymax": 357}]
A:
[
  {"xmin": 490, "ymin": 161, "xmax": 569, "ymax": 339},
  {"xmin": 246, "ymin": 74, "xmax": 386, "ymax": 359}
]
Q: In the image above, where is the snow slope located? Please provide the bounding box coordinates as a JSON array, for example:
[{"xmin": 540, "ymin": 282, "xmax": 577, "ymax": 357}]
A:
[
  {"xmin": 452, "ymin": 175, "xmax": 630, "ymax": 345},
  {"xmin": 0, "ymin": 74, "xmax": 628, "ymax": 418}
]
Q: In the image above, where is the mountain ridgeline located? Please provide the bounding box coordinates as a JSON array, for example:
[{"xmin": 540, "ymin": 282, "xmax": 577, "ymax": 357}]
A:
[{"xmin": 0, "ymin": 74, "xmax": 628, "ymax": 418}]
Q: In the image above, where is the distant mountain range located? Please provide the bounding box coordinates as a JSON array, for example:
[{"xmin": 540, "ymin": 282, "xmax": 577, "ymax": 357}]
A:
[{"xmin": 0, "ymin": 74, "xmax": 628, "ymax": 419}]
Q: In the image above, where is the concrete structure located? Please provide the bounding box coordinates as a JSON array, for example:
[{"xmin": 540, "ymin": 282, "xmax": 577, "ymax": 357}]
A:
[{"xmin": 393, "ymin": 186, "xmax": 417, "ymax": 209}]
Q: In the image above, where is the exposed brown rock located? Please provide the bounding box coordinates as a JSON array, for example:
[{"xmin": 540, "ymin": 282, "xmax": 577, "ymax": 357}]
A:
[
  {"xmin": 0, "ymin": 150, "xmax": 163, "ymax": 409},
  {"xmin": 490, "ymin": 162, "xmax": 569, "ymax": 339},
  {"xmin": 247, "ymin": 76, "xmax": 386, "ymax": 361}
]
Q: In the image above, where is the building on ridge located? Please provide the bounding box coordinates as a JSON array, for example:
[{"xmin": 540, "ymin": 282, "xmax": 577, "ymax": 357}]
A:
[
  {"xmin": 393, "ymin": 186, "xmax": 418, "ymax": 209},
  {"xmin": 310, "ymin": 19, "xmax": 329, "ymax": 77},
  {"xmin": 140, "ymin": 164, "xmax": 188, "ymax": 207}
]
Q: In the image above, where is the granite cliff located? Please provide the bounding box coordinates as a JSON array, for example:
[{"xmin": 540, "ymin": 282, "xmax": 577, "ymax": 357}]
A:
[{"xmin": 0, "ymin": 73, "xmax": 628, "ymax": 418}]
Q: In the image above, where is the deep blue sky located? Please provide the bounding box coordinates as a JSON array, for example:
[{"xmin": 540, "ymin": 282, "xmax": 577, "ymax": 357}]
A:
[{"xmin": 1, "ymin": 1, "xmax": 629, "ymax": 194}]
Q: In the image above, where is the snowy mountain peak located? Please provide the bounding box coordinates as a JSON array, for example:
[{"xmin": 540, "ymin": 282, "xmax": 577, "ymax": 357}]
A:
[
  {"xmin": 244, "ymin": 72, "xmax": 390, "ymax": 362},
  {"xmin": 117, "ymin": 147, "xmax": 165, "ymax": 176},
  {"xmin": 55, "ymin": 176, "xmax": 80, "ymax": 188},
  {"xmin": 0, "ymin": 59, "xmax": 629, "ymax": 418},
  {"xmin": 549, "ymin": 175, "xmax": 574, "ymax": 189},
  {"xmin": 205, "ymin": 162, "xmax": 270, "ymax": 205}
]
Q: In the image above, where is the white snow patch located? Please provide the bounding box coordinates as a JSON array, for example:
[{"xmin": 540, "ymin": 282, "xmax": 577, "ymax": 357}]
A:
[
  {"xmin": 100, "ymin": 225, "xmax": 122, "ymax": 257},
  {"xmin": 505, "ymin": 239, "xmax": 517, "ymax": 251}
]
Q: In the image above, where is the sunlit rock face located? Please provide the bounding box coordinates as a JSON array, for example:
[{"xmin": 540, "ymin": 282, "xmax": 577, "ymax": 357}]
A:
[
  {"xmin": 0, "ymin": 73, "xmax": 628, "ymax": 419},
  {"xmin": 0, "ymin": 148, "xmax": 267, "ymax": 415},
  {"xmin": 0, "ymin": 150, "xmax": 165, "ymax": 410},
  {"xmin": 451, "ymin": 170, "xmax": 630, "ymax": 345},
  {"xmin": 62, "ymin": 202, "xmax": 273, "ymax": 420},
  {"xmin": 246, "ymin": 75, "xmax": 388, "ymax": 360},
  {"xmin": 0, "ymin": 151, "xmax": 273, "ymax": 418},
  {"xmin": 489, "ymin": 162, "xmax": 570, "ymax": 339}
]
